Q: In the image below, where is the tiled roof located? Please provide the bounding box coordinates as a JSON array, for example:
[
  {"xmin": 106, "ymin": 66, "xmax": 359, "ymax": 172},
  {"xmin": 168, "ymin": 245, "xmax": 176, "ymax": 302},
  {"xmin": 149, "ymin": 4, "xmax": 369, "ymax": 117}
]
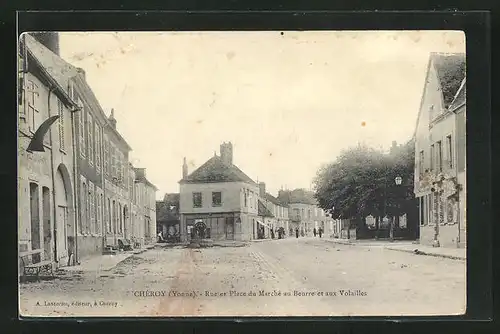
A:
[
  {"xmin": 280, "ymin": 189, "xmax": 317, "ymax": 205},
  {"xmin": 24, "ymin": 34, "xmax": 78, "ymax": 94},
  {"xmin": 264, "ymin": 193, "xmax": 288, "ymax": 208},
  {"xmin": 180, "ymin": 156, "xmax": 256, "ymax": 184},
  {"xmin": 258, "ymin": 200, "xmax": 274, "ymax": 217},
  {"xmin": 432, "ymin": 53, "xmax": 466, "ymax": 108},
  {"xmin": 449, "ymin": 78, "xmax": 466, "ymax": 111}
]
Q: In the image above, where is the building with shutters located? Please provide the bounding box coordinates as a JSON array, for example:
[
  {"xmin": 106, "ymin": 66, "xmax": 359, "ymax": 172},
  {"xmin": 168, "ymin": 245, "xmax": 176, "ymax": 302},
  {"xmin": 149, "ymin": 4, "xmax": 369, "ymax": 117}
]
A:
[
  {"xmin": 18, "ymin": 33, "xmax": 79, "ymax": 268},
  {"xmin": 257, "ymin": 183, "xmax": 290, "ymax": 238},
  {"xmin": 178, "ymin": 142, "xmax": 260, "ymax": 242},
  {"xmin": 133, "ymin": 168, "xmax": 158, "ymax": 245},
  {"xmin": 413, "ymin": 52, "xmax": 466, "ymax": 249}
]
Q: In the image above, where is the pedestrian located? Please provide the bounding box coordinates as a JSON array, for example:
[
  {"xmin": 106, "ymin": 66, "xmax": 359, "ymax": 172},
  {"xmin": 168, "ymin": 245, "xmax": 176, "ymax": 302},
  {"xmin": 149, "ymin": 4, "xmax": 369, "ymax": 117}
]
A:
[
  {"xmin": 319, "ymin": 227, "xmax": 323, "ymax": 238},
  {"xmin": 157, "ymin": 231, "xmax": 164, "ymax": 243},
  {"xmin": 295, "ymin": 228, "xmax": 299, "ymax": 238},
  {"xmin": 313, "ymin": 228, "xmax": 317, "ymax": 237}
]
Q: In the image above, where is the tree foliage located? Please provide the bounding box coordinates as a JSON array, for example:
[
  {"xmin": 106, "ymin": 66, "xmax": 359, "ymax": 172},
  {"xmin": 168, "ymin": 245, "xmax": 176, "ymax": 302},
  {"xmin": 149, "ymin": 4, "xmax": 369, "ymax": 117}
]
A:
[{"xmin": 313, "ymin": 140, "xmax": 415, "ymax": 220}]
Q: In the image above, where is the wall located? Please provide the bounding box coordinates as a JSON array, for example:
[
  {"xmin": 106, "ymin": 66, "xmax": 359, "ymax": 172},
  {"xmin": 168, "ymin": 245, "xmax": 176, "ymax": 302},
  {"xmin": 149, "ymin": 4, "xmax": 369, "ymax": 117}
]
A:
[
  {"xmin": 18, "ymin": 70, "xmax": 77, "ymax": 268},
  {"xmin": 179, "ymin": 181, "xmax": 259, "ymax": 215},
  {"xmin": 414, "ymin": 60, "xmax": 446, "ymax": 196},
  {"xmin": 419, "ymin": 224, "xmax": 461, "ymax": 248}
]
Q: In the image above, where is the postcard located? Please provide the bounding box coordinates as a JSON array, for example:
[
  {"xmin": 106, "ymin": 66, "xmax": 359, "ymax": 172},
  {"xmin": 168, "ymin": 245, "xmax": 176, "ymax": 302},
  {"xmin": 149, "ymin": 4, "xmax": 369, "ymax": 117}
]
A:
[{"xmin": 18, "ymin": 30, "xmax": 466, "ymax": 317}]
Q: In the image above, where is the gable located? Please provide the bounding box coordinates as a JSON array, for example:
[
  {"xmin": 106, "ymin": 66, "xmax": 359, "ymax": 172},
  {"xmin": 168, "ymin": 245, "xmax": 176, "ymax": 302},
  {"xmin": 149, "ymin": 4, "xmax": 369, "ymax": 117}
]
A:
[{"xmin": 180, "ymin": 156, "xmax": 256, "ymax": 185}]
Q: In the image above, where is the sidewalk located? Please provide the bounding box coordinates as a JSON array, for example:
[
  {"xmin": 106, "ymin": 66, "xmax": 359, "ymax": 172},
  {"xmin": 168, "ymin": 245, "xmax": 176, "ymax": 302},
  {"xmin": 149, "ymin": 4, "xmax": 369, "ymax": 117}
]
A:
[
  {"xmin": 321, "ymin": 238, "xmax": 466, "ymax": 261},
  {"xmin": 58, "ymin": 245, "xmax": 155, "ymax": 273}
]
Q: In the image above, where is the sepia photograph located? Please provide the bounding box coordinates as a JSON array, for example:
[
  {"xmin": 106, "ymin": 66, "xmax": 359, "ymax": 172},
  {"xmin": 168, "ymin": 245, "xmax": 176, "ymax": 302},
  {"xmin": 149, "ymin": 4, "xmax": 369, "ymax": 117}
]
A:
[{"xmin": 17, "ymin": 30, "xmax": 466, "ymax": 317}]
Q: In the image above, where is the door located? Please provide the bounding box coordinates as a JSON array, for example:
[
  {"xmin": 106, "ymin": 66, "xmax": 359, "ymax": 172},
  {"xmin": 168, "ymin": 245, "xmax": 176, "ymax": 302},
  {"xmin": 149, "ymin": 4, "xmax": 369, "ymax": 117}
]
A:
[
  {"xmin": 56, "ymin": 205, "xmax": 68, "ymax": 261},
  {"xmin": 42, "ymin": 187, "xmax": 51, "ymax": 261},
  {"xmin": 225, "ymin": 218, "xmax": 234, "ymax": 240}
]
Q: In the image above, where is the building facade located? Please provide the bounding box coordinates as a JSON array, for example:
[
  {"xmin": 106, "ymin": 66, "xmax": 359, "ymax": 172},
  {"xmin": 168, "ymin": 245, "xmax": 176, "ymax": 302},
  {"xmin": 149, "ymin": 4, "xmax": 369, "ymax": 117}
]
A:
[
  {"xmin": 179, "ymin": 142, "xmax": 260, "ymax": 242},
  {"xmin": 70, "ymin": 68, "xmax": 110, "ymax": 260},
  {"xmin": 102, "ymin": 110, "xmax": 133, "ymax": 249},
  {"xmin": 258, "ymin": 182, "xmax": 290, "ymax": 238},
  {"xmin": 18, "ymin": 33, "xmax": 79, "ymax": 268},
  {"xmin": 133, "ymin": 168, "xmax": 158, "ymax": 245},
  {"xmin": 413, "ymin": 53, "xmax": 466, "ymax": 249}
]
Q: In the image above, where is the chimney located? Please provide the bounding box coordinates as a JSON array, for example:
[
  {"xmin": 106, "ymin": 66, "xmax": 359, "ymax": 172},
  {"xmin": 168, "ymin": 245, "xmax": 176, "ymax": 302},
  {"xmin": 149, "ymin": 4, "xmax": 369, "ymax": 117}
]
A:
[
  {"xmin": 108, "ymin": 108, "xmax": 117, "ymax": 129},
  {"xmin": 30, "ymin": 32, "xmax": 60, "ymax": 55},
  {"xmin": 76, "ymin": 67, "xmax": 86, "ymax": 81},
  {"xmin": 220, "ymin": 141, "xmax": 233, "ymax": 165},
  {"xmin": 182, "ymin": 157, "xmax": 188, "ymax": 179},
  {"xmin": 134, "ymin": 168, "xmax": 146, "ymax": 179},
  {"xmin": 259, "ymin": 182, "xmax": 266, "ymax": 198}
]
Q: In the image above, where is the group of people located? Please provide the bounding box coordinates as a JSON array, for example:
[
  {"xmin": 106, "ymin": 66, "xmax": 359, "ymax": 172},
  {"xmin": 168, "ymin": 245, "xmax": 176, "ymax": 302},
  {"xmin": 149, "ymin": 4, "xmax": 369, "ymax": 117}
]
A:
[
  {"xmin": 294, "ymin": 227, "xmax": 324, "ymax": 238},
  {"xmin": 313, "ymin": 227, "xmax": 324, "ymax": 238},
  {"xmin": 270, "ymin": 227, "xmax": 286, "ymax": 239}
]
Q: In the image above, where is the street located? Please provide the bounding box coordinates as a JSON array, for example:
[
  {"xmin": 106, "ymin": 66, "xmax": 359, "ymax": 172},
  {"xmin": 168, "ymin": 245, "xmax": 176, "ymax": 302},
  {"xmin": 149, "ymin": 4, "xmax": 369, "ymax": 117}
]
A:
[{"xmin": 19, "ymin": 238, "xmax": 466, "ymax": 317}]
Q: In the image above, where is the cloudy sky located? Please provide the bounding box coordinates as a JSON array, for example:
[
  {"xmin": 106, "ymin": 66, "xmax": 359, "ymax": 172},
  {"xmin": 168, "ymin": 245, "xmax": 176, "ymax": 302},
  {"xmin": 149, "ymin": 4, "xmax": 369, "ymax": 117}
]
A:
[{"xmin": 59, "ymin": 31, "xmax": 465, "ymax": 199}]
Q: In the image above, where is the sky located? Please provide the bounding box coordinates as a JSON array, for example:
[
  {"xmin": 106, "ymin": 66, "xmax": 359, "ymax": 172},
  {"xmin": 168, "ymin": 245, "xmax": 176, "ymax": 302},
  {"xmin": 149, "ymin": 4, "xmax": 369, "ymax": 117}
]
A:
[{"xmin": 58, "ymin": 31, "xmax": 465, "ymax": 200}]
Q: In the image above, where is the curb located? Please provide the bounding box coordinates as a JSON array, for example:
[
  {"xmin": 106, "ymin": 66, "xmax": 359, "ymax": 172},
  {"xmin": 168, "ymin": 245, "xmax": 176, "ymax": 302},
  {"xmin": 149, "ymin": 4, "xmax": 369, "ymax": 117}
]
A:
[{"xmin": 384, "ymin": 247, "xmax": 466, "ymax": 261}]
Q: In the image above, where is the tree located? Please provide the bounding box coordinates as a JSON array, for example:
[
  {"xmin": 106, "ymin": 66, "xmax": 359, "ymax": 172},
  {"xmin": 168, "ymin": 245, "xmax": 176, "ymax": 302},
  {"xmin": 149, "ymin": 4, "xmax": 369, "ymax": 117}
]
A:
[{"xmin": 313, "ymin": 140, "xmax": 415, "ymax": 222}]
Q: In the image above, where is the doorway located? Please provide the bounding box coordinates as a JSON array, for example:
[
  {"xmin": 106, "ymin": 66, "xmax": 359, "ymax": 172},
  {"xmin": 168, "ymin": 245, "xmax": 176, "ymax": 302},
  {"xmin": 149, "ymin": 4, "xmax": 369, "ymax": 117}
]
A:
[
  {"xmin": 42, "ymin": 187, "xmax": 51, "ymax": 261},
  {"xmin": 225, "ymin": 217, "xmax": 234, "ymax": 240},
  {"xmin": 29, "ymin": 183, "xmax": 41, "ymax": 263}
]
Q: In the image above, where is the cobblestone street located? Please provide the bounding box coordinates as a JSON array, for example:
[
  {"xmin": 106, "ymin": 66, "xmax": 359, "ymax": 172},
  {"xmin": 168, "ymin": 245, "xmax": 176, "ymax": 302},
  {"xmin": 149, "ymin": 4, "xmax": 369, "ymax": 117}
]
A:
[{"xmin": 19, "ymin": 238, "xmax": 466, "ymax": 317}]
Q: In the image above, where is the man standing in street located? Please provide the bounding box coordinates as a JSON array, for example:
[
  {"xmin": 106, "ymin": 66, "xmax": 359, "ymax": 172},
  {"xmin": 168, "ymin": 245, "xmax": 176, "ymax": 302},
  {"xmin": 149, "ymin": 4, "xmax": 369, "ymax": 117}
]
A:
[
  {"xmin": 318, "ymin": 227, "xmax": 323, "ymax": 238},
  {"xmin": 313, "ymin": 227, "xmax": 317, "ymax": 237},
  {"xmin": 295, "ymin": 228, "xmax": 299, "ymax": 238}
]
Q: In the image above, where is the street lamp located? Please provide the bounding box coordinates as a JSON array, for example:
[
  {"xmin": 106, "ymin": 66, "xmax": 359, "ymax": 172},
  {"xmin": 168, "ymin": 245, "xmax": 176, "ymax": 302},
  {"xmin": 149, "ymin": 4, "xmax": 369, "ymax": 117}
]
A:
[{"xmin": 390, "ymin": 175, "xmax": 403, "ymax": 241}]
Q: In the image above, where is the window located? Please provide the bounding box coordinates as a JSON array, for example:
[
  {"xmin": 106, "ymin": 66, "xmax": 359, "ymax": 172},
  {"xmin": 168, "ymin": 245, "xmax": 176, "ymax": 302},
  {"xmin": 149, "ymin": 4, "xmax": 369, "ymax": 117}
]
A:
[
  {"xmin": 26, "ymin": 80, "xmax": 40, "ymax": 133},
  {"xmin": 193, "ymin": 192, "xmax": 202, "ymax": 208},
  {"xmin": 103, "ymin": 138, "xmax": 109, "ymax": 176},
  {"xmin": 419, "ymin": 150, "xmax": 424, "ymax": 175},
  {"xmin": 212, "ymin": 192, "xmax": 222, "ymax": 207},
  {"xmin": 58, "ymin": 99, "xmax": 65, "ymax": 151},
  {"xmin": 446, "ymin": 135, "xmax": 453, "ymax": 169},
  {"xmin": 107, "ymin": 198, "xmax": 111, "ymax": 233},
  {"xmin": 308, "ymin": 210, "xmax": 311, "ymax": 219},
  {"xmin": 436, "ymin": 141, "xmax": 442, "ymax": 172},
  {"xmin": 95, "ymin": 124, "xmax": 101, "ymax": 172},
  {"xmin": 88, "ymin": 181, "xmax": 95, "ymax": 234},
  {"xmin": 87, "ymin": 113, "xmax": 94, "ymax": 166},
  {"xmin": 80, "ymin": 181, "xmax": 87, "ymax": 234},
  {"xmin": 78, "ymin": 99, "xmax": 86, "ymax": 157},
  {"xmin": 430, "ymin": 144, "xmax": 435, "ymax": 171}
]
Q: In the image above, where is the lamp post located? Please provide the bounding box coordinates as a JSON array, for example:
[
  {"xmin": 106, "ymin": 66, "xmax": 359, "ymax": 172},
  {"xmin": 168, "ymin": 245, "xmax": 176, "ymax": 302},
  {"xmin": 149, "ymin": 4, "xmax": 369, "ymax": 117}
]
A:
[{"xmin": 391, "ymin": 176, "xmax": 403, "ymax": 242}]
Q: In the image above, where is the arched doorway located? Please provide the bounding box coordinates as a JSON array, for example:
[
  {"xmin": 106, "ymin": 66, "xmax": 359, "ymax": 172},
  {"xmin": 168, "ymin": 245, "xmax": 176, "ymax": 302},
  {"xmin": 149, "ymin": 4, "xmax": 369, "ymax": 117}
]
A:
[{"xmin": 55, "ymin": 164, "xmax": 74, "ymax": 266}]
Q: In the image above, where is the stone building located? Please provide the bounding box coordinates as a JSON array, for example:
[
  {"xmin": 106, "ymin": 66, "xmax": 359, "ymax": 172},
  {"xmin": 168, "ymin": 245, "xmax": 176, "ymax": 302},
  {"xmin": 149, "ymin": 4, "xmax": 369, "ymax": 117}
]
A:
[
  {"xmin": 278, "ymin": 188, "xmax": 333, "ymax": 236},
  {"xmin": 18, "ymin": 33, "xmax": 79, "ymax": 268},
  {"xmin": 70, "ymin": 65, "xmax": 111, "ymax": 260},
  {"xmin": 133, "ymin": 168, "xmax": 158, "ymax": 245},
  {"xmin": 257, "ymin": 183, "xmax": 290, "ymax": 238},
  {"xmin": 413, "ymin": 52, "xmax": 466, "ymax": 249},
  {"xmin": 102, "ymin": 110, "xmax": 133, "ymax": 249},
  {"xmin": 178, "ymin": 142, "xmax": 260, "ymax": 242},
  {"xmin": 156, "ymin": 193, "xmax": 181, "ymax": 243}
]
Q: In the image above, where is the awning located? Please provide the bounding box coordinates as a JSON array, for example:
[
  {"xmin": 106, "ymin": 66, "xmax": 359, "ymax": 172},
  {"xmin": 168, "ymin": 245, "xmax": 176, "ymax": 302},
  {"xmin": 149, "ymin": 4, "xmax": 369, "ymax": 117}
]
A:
[{"xmin": 256, "ymin": 220, "xmax": 271, "ymax": 229}]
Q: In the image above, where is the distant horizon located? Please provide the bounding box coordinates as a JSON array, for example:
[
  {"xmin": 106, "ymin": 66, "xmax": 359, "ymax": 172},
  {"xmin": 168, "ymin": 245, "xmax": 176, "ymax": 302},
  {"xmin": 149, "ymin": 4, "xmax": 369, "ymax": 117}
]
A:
[{"xmin": 57, "ymin": 31, "xmax": 465, "ymax": 199}]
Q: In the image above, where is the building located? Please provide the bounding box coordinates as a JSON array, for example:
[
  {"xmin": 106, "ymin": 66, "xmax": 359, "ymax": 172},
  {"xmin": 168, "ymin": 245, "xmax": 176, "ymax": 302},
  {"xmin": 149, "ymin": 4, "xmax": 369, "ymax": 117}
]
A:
[
  {"xmin": 278, "ymin": 188, "xmax": 333, "ymax": 237},
  {"xmin": 178, "ymin": 142, "xmax": 260, "ymax": 242},
  {"xmin": 156, "ymin": 193, "xmax": 181, "ymax": 243},
  {"xmin": 101, "ymin": 110, "xmax": 133, "ymax": 250},
  {"xmin": 258, "ymin": 183, "xmax": 290, "ymax": 238},
  {"xmin": 70, "ymin": 65, "xmax": 111, "ymax": 260},
  {"xmin": 413, "ymin": 52, "xmax": 466, "ymax": 249},
  {"xmin": 133, "ymin": 168, "xmax": 158, "ymax": 245},
  {"xmin": 18, "ymin": 33, "xmax": 79, "ymax": 268}
]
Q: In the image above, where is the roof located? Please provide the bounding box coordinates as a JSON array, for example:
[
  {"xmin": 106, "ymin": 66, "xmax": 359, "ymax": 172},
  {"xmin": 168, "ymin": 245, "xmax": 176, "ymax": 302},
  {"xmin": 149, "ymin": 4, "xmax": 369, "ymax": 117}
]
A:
[
  {"xmin": 179, "ymin": 155, "xmax": 256, "ymax": 185},
  {"xmin": 431, "ymin": 53, "xmax": 466, "ymax": 109},
  {"xmin": 449, "ymin": 78, "xmax": 466, "ymax": 112},
  {"xmin": 135, "ymin": 173, "xmax": 158, "ymax": 191},
  {"xmin": 279, "ymin": 189, "xmax": 317, "ymax": 205},
  {"xmin": 264, "ymin": 193, "xmax": 288, "ymax": 208},
  {"xmin": 24, "ymin": 34, "xmax": 78, "ymax": 106},
  {"xmin": 258, "ymin": 200, "xmax": 274, "ymax": 217}
]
